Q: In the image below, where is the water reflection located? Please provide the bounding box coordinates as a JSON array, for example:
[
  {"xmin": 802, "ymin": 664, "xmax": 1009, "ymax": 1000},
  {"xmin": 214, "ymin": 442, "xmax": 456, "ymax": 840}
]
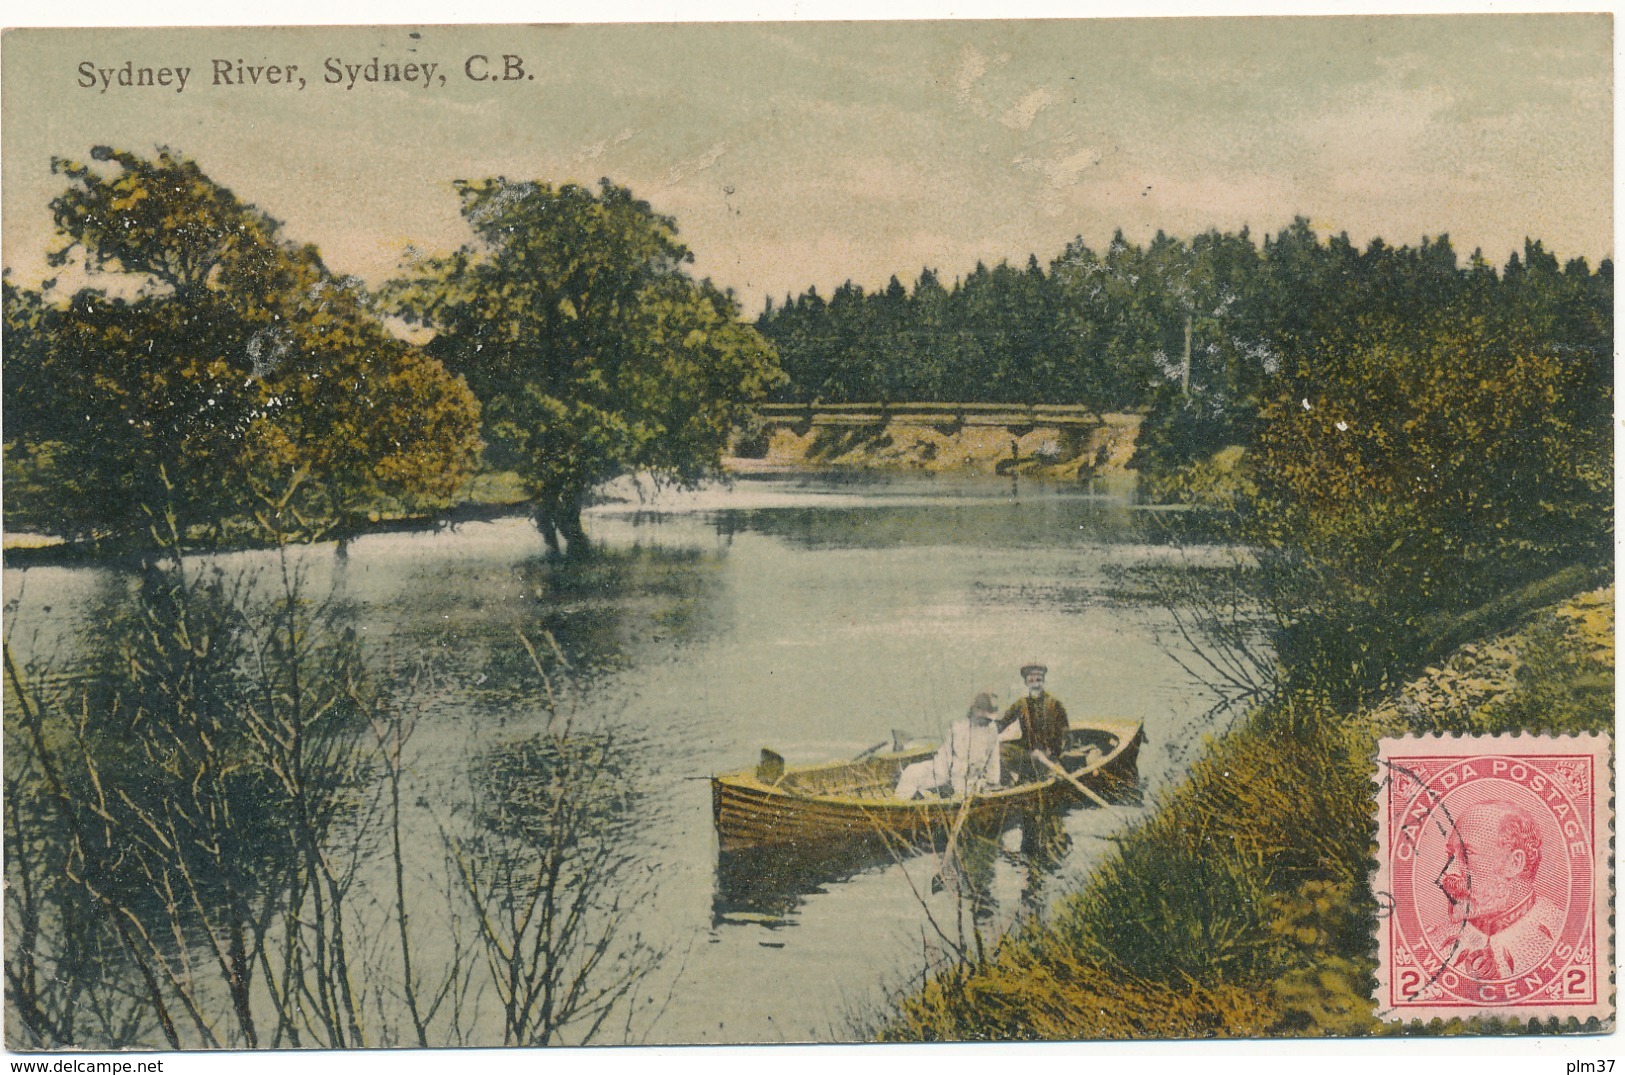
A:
[
  {"xmin": 708, "ymin": 488, "xmax": 1151, "ymax": 551},
  {"xmin": 713, "ymin": 838, "xmax": 899, "ymax": 928},
  {"xmin": 712, "ymin": 834, "xmax": 1022, "ymax": 931},
  {"xmin": 332, "ymin": 541, "xmax": 730, "ymax": 705},
  {"xmin": 591, "ymin": 472, "xmax": 1164, "ymax": 553},
  {"xmin": 526, "ymin": 546, "xmax": 724, "ymax": 668},
  {"xmin": 933, "ymin": 831, "xmax": 1001, "ymax": 925}
]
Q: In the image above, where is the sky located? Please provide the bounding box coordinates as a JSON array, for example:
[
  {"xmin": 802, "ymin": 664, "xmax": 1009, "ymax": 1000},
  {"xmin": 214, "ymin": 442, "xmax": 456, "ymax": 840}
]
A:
[{"xmin": 1, "ymin": 12, "xmax": 1614, "ymax": 317}]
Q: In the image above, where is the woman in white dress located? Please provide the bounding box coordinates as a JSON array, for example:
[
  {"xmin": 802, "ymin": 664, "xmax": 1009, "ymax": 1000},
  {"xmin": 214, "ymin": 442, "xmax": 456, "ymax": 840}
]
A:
[{"xmin": 894, "ymin": 692, "xmax": 1018, "ymax": 799}]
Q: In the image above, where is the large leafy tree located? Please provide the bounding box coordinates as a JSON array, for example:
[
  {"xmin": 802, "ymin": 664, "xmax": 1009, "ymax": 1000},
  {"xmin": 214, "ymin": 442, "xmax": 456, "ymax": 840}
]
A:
[
  {"xmin": 390, "ymin": 178, "xmax": 783, "ymax": 555},
  {"xmin": 5, "ymin": 146, "xmax": 482, "ymax": 547},
  {"xmin": 1250, "ymin": 314, "xmax": 1611, "ymax": 697}
]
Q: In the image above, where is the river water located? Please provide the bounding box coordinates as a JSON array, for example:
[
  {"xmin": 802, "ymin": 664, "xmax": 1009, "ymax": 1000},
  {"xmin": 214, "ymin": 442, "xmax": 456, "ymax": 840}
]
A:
[{"xmin": 3, "ymin": 472, "xmax": 1236, "ymax": 1046}]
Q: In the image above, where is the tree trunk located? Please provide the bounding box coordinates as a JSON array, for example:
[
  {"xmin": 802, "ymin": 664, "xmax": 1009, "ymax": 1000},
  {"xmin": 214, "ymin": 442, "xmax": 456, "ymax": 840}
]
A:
[
  {"xmin": 1181, "ymin": 312, "xmax": 1193, "ymax": 397},
  {"xmin": 532, "ymin": 498, "xmax": 562, "ymax": 556},
  {"xmin": 227, "ymin": 920, "xmax": 257, "ymax": 1047},
  {"xmin": 558, "ymin": 490, "xmax": 591, "ymax": 559}
]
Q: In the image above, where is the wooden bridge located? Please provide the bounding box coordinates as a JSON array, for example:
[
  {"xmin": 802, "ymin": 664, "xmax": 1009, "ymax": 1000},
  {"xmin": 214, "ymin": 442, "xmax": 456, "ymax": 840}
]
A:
[{"xmin": 754, "ymin": 402, "xmax": 1104, "ymax": 429}]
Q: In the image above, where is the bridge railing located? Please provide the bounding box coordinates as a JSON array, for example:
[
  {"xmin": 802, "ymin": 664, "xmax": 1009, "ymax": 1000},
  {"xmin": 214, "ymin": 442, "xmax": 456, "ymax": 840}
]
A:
[{"xmin": 753, "ymin": 402, "xmax": 1104, "ymax": 428}]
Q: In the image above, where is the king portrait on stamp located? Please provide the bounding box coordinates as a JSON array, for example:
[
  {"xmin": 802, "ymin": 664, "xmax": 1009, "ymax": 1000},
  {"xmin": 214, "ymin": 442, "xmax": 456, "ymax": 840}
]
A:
[{"xmin": 1428, "ymin": 799, "xmax": 1567, "ymax": 979}]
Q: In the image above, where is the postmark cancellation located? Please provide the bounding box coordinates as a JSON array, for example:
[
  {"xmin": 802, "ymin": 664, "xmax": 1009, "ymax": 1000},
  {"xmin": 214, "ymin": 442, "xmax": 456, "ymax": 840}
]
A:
[{"xmin": 1373, "ymin": 733, "xmax": 1612, "ymax": 1026}]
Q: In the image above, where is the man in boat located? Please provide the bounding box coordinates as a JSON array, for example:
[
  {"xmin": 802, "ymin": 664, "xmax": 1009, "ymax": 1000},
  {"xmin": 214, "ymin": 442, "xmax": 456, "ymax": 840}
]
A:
[
  {"xmin": 999, "ymin": 661, "xmax": 1070, "ymax": 782},
  {"xmin": 894, "ymin": 692, "xmax": 1006, "ymax": 800},
  {"xmin": 1000, "ymin": 661, "xmax": 1072, "ymax": 860}
]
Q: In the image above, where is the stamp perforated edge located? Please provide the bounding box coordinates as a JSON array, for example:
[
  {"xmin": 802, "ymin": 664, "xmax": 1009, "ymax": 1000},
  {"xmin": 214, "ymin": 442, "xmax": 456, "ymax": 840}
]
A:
[{"xmin": 1371, "ymin": 732, "xmax": 1614, "ymax": 1028}]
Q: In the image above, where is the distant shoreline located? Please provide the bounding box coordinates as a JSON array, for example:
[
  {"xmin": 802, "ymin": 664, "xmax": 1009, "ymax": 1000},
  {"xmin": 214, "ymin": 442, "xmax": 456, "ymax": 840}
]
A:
[{"xmin": 3, "ymin": 416, "xmax": 1147, "ymax": 564}]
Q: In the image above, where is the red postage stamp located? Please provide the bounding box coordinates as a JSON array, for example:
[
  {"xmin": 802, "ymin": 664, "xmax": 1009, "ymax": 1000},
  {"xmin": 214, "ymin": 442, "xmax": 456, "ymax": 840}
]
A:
[{"xmin": 1374, "ymin": 734, "xmax": 1612, "ymax": 1025}]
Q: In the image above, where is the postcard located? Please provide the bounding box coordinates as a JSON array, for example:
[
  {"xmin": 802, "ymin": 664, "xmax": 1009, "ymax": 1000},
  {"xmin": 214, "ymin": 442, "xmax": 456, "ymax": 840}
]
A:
[{"xmin": 1, "ymin": 11, "xmax": 1613, "ymax": 1070}]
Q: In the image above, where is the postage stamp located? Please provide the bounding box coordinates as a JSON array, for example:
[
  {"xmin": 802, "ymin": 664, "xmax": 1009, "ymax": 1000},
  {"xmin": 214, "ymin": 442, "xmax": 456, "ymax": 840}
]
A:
[{"xmin": 1374, "ymin": 734, "xmax": 1612, "ymax": 1025}]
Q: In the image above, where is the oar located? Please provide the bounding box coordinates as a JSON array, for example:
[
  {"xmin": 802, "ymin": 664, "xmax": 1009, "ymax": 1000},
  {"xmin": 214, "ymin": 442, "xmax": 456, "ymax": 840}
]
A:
[
  {"xmin": 852, "ymin": 739, "xmax": 889, "ymax": 761},
  {"xmin": 1033, "ymin": 749, "xmax": 1113, "ymax": 810}
]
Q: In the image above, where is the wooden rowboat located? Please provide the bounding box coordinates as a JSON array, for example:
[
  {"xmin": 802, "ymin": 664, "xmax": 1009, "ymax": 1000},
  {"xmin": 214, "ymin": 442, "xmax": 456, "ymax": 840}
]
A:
[{"xmin": 711, "ymin": 718, "xmax": 1143, "ymax": 852}]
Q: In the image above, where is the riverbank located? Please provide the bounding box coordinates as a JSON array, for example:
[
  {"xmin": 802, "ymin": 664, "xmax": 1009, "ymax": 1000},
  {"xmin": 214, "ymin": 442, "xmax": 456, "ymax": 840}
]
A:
[
  {"xmin": 877, "ymin": 572, "xmax": 1614, "ymax": 1040},
  {"xmin": 0, "ymin": 469, "xmax": 537, "ymax": 563}
]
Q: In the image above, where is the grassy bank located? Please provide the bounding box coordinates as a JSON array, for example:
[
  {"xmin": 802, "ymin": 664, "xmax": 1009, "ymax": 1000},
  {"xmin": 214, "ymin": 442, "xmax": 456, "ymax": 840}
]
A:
[{"xmin": 878, "ymin": 577, "xmax": 1613, "ymax": 1040}]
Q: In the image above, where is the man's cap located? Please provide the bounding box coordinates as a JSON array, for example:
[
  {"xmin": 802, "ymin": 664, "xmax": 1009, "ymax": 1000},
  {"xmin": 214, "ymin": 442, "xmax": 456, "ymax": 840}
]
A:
[{"xmin": 1020, "ymin": 661, "xmax": 1048, "ymax": 677}]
